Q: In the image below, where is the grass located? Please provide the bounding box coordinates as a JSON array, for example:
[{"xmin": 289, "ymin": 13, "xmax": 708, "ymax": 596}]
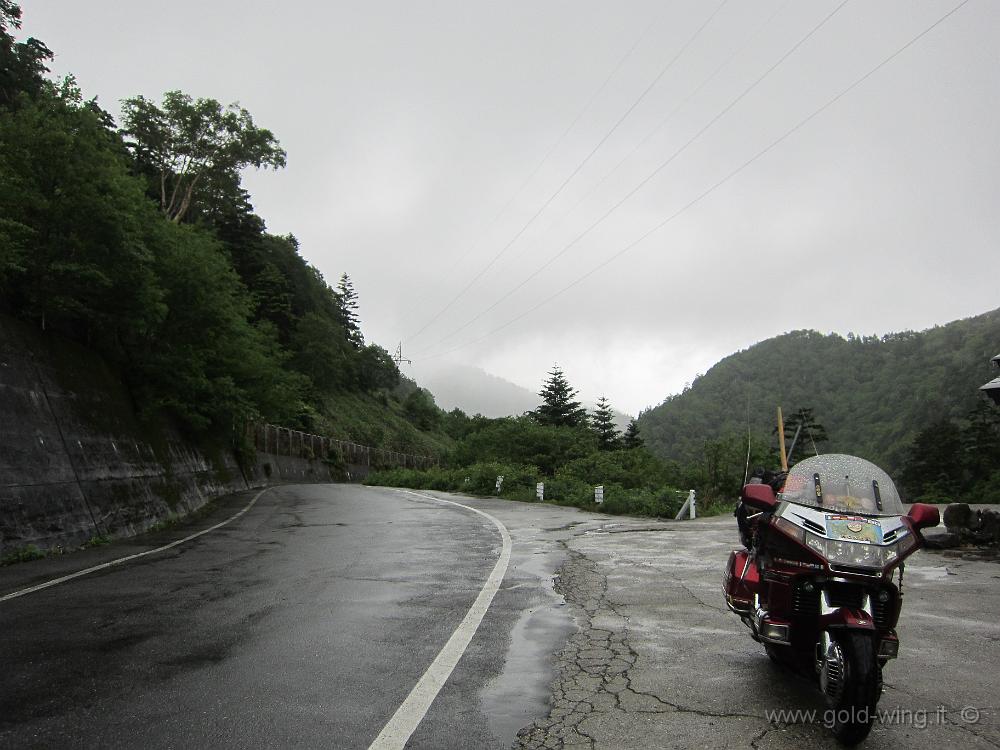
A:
[
  {"xmin": 313, "ymin": 390, "xmax": 454, "ymax": 458},
  {"xmin": 1, "ymin": 544, "xmax": 50, "ymax": 566}
]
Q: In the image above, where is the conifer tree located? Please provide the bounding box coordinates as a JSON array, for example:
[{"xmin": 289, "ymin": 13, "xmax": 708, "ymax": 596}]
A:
[
  {"xmin": 336, "ymin": 273, "xmax": 363, "ymax": 348},
  {"xmin": 623, "ymin": 418, "xmax": 644, "ymax": 450},
  {"xmin": 534, "ymin": 365, "xmax": 587, "ymax": 428},
  {"xmin": 591, "ymin": 396, "xmax": 622, "ymax": 450},
  {"xmin": 781, "ymin": 407, "xmax": 828, "ymax": 461}
]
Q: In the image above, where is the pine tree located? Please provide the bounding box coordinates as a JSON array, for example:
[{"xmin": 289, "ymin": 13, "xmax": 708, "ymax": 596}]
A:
[
  {"xmin": 623, "ymin": 419, "xmax": 644, "ymax": 450},
  {"xmin": 591, "ymin": 396, "xmax": 622, "ymax": 450},
  {"xmin": 534, "ymin": 365, "xmax": 587, "ymax": 428},
  {"xmin": 336, "ymin": 273, "xmax": 363, "ymax": 348},
  {"xmin": 781, "ymin": 407, "xmax": 828, "ymax": 461}
]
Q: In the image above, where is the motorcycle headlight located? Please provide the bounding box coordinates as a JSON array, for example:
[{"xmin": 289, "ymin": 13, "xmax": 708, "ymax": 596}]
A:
[
  {"xmin": 804, "ymin": 532, "xmax": 906, "ymax": 570},
  {"xmin": 806, "ymin": 534, "xmax": 826, "ymax": 557}
]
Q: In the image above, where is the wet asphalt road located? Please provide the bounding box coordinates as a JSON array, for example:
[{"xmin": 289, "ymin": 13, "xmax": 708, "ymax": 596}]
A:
[
  {"xmin": 3, "ymin": 486, "xmax": 998, "ymax": 749},
  {"xmin": 0, "ymin": 485, "xmax": 575, "ymax": 749}
]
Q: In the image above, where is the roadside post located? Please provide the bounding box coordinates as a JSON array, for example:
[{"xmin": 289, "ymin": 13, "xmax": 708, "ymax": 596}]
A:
[
  {"xmin": 674, "ymin": 489, "xmax": 697, "ymax": 520},
  {"xmin": 594, "ymin": 485, "xmax": 604, "ymax": 505},
  {"xmin": 536, "ymin": 482, "xmax": 544, "ymax": 502}
]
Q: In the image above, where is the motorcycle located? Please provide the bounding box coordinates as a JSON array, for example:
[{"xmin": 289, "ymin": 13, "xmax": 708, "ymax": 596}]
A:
[{"xmin": 723, "ymin": 453, "xmax": 940, "ymax": 744}]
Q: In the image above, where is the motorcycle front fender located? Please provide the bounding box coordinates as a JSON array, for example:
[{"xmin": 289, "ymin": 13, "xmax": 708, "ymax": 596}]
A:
[{"xmin": 819, "ymin": 607, "xmax": 876, "ymax": 631}]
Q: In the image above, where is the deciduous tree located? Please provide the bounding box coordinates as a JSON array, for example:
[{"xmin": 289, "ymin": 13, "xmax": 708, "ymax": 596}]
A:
[
  {"xmin": 0, "ymin": 1, "xmax": 51, "ymax": 109},
  {"xmin": 120, "ymin": 90, "xmax": 286, "ymax": 224}
]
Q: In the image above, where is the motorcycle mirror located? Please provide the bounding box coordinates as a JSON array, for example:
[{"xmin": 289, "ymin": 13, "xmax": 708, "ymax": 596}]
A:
[
  {"xmin": 742, "ymin": 483, "xmax": 777, "ymax": 511},
  {"xmin": 907, "ymin": 502, "xmax": 941, "ymax": 531}
]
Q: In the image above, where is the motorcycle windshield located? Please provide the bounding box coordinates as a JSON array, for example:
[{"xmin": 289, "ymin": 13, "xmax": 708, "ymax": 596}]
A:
[{"xmin": 778, "ymin": 454, "xmax": 904, "ymax": 516}]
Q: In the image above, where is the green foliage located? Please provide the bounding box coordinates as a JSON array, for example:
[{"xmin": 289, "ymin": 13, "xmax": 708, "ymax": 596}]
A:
[
  {"xmin": 403, "ymin": 388, "xmax": 441, "ymax": 431},
  {"xmin": 0, "ymin": 15, "xmax": 411, "ymax": 442},
  {"xmin": 600, "ymin": 487, "xmax": 683, "ymax": 518},
  {"xmin": 290, "ymin": 312, "xmax": 354, "ymax": 393},
  {"xmin": 365, "ymin": 461, "xmax": 687, "ymax": 519},
  {"xmin": 129, "ymin": 223, "xmax": 307, "ymax": 429},
  {"xmin": 449, "ymin": 416, "xmax": 595, "ymax": 475},
  {"xmin": 0, "ymin": 1, "xmax": 52, "ymax": 109},
  {"xmin": 441, "ymin": 407, "xmax": 476, "ymax": 440},
  {"xmin": 556, "ymin": 448, "xmax": 680, "ymax": 490},
  {"xmin": 312, "ymin": 389, "xmax": 453, "ymax": 458},
  {"xmin": 590, "ymin": 396, "xmax": 622, "ymax": 451},
  {"xmin": 623, "ymin": 418, "xmax": 643, "ymax": 450},
  {"xmin": 534, "ymin": 365, "xmax": 587, "ymax": 428},
  {"xmin": 1, "ymin": 543, "xmax": 47, "ymax": 566},
  {"xmin": 679, "ymin": 432, "xmax": 778, "ymax": 505},
  {"xmin": 357, "ymin": 344, "xmax": 400, "ymax": 392},
  {"xmin": 366, "ymin": 393, "xmax": 691, "ymax": 519},
  {"xmin": 781, "ymin": 407, "xmax": 828, "ymax": 463},
  {"xmin": 900, "ymin": 403, "xmax": 1000, "ymax": 503},
  {"xmin": 337, "ymin": 272, "xmax": 363, "ymax": 348},
  {"xmin": 120, "ymin": 90, "xmax": 286, "ymax": 223},
  {"xmin": 0, "ymin": 79, "xmax": 165, "ymax": 344},
  {"xmin": 638, "ymin": 317, "xmax": 1000, "ymax": 477}
]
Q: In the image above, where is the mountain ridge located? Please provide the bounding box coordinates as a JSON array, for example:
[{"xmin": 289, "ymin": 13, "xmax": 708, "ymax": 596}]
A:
[{"xmin": 637, "ymin": 308, "xmax": 1000, "ymax": 474}]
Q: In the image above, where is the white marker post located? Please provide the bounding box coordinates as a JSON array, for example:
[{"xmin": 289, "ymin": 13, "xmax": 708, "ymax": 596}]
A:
[
  {"xmin": 536, "ymin": 482, "xmax": 544, "ymax": 502},
  {"xmin": 674, "ymin": 489, "xmax": 697, "ymax": 520},
  {"xmin": 594, "ymin": 485, "xmax": 604, "ymax": 504}
]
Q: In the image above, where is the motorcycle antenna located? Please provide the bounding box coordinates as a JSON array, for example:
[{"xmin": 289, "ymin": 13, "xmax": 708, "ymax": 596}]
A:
[
  {"xmin": 743, "ymin": 388, "xmax": 752, "ymax": 486},
  {"xmin": 786, "ymin": 423, "xmax": 803, "ymax": 464},
  {"xmin": 807, "ymin": 423, "xmax": 820, "ymax": 456},
  {"xmin": 777, "ymin": 406, "xmax": 789, "ymax": 472}
]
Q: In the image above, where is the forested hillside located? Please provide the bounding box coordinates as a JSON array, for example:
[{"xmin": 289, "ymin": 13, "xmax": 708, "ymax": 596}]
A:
[
  {"xmin": 638, "ymin": 309, "xmax": 1000, "ymax": 479},
  {"xmin": 0, "ymin": 3, "xmax": 445, "ymax": 457}
]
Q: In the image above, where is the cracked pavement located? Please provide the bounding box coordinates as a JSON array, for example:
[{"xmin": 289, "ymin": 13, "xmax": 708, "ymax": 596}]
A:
[{"xmin": 507, "ymin": 512, "xmax": 1000, "ymax": 750}]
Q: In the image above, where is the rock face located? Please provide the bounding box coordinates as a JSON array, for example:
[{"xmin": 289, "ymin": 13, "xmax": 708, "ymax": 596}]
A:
[
  {"xmin": 976, "ymin": 509, "xmax": 1000, "ymax": 544},
  {"xmin": 921, "ymin": 531, "xmax": 961, "ymax": 550},
  {"xmin": 940, "ymin": 503, "xmax": 1000, "ymax": 546},
  {"xmin": 943, "ymin": 503, "xmax": 974, "ymax": 534}
]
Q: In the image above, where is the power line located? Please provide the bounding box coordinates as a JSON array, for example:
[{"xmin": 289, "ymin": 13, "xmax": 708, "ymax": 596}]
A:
[
  {"xmin": 526, "ymin": 0, "xmax": 792, "ymax": 261},
  {"xmin": 401, "ymin": 7, "xmax": 663, "ymax": 344},
  {"xmin": 417, "ymin": 0, "xmax": 971, "ymax": 362},
  {"xmin": 404, "ymin": 0, "xmax": 729, "ymax": 345},
  {"xmin": 413, "ymin": 0, "xmax": 848, "ymax": 357}
]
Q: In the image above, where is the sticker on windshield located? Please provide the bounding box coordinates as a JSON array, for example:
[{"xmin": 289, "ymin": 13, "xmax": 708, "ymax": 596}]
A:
[{"xmin": 826, "ymin": 515, "xmax": 882, "ymax": 544}]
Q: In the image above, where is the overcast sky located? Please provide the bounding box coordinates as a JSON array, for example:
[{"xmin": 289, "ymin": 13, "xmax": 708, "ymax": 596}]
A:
[{"xmin": 21, "ymin": 1, "xmax": 1000, "ymax": 415}]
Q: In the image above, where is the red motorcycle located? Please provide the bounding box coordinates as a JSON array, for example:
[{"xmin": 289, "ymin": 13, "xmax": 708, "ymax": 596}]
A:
[{"xmin": 723, "ymin": 453, "xmax": 940, "ymax": 744}]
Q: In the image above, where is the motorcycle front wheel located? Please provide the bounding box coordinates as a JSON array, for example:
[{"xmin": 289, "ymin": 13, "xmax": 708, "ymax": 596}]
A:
[{"xmin": 825, "ymin": 631, "xmax": 882, "ymax": 746}]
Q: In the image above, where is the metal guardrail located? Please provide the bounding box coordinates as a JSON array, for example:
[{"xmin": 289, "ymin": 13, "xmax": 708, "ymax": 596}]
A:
[{"xmin": 250, "ymin": 422, "xmax": 436, "ymax": 470}]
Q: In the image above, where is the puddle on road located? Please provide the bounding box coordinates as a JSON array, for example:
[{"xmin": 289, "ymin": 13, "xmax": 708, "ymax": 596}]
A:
[
  {"xmin": 481, "ymin": 597, "xmax": 575, "ymax": 744},
  {"xmin": 480, "ymin": 542, "xmax": 575, "ymax": 745}
]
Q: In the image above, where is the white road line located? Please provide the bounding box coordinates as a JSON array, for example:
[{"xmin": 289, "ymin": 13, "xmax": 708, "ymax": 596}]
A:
[
  {"xmin": 0, "ymin": 486, "xmax": 273, "ymax": 604},
  {"xmin": 368, "ymin": 490, "xmax": 513, "ymax": 750}
]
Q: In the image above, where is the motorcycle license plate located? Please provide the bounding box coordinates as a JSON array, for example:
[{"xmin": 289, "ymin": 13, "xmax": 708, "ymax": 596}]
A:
[{"xmin": 826, "ymin": 515, "xmax": 882, "ymax": 544}]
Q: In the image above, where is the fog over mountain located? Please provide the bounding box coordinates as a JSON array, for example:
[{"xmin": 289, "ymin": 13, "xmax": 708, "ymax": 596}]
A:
[{"xmin": 410, "ymin": 362, "xmax": 632, "ymax": 430}]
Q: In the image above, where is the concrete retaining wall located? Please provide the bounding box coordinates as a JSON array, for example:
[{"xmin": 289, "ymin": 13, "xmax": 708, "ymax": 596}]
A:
[{"xmin": 0, "ymin": 316, "xmax": 332, "ymax": 557}]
